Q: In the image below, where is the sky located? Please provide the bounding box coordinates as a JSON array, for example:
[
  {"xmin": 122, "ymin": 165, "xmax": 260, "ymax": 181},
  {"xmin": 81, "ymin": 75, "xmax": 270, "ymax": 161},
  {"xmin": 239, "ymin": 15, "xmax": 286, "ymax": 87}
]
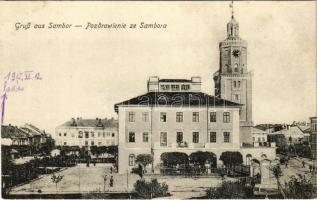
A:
[{"xmin": 0, "ymin": 1, "xmax": 316, "ymax": 136}]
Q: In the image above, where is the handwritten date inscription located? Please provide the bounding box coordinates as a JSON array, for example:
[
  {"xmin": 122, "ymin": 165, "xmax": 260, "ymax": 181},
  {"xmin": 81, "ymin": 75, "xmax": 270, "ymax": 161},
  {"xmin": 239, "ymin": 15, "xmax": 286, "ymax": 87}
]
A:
[{"xmin": 3, "ymin": 71, "xmax": 42, "ymax": 93}]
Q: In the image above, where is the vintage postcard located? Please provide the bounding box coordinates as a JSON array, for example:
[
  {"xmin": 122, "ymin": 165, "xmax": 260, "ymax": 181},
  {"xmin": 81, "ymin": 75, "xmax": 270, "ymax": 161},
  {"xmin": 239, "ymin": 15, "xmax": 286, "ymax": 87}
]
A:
[{"xmin": 0, "ymin": 1, "xmax": 316, "ymax": 199}]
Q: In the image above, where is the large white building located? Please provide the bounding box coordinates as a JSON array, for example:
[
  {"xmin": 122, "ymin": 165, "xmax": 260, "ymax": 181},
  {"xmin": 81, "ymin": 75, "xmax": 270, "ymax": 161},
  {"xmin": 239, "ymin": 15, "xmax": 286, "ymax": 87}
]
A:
[
  {"xmin": 55, "ymin": 118, "xmax": 118, "ymax": 147},
  {"xmin": 114, "ymin": 11, "xmax": 276, "ymax": 174}
]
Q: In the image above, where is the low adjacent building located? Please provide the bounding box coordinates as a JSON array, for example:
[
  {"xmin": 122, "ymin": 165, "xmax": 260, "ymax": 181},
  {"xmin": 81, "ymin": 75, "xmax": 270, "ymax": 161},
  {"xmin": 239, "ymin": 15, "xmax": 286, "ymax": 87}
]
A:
[{"xmin": 55, "ymin": 117, "xmax": 118, "ymax": 148}]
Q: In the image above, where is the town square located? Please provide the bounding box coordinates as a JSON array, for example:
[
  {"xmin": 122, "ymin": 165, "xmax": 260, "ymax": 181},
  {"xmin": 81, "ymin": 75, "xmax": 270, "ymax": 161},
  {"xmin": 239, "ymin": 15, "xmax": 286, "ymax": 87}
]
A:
[{"xmin": 1, "ymin": 1, "xmax": 316, "ymax": 199}]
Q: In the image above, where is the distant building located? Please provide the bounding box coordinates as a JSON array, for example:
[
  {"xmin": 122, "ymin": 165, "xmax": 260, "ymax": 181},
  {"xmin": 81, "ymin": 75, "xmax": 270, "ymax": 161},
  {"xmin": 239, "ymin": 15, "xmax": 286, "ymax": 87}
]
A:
[
  {"xmin": 1, "ymin": 125, "xmax": 29, "ymax": 146},
  {"xmin": 254, "ymin": 124, "xmax": 285, "ymax": 134},
  {"xmin": 252, "ymin": 127, "xmax": 267, "ymax": 143},
  {"xmin": 55, "ymin": 118, "xmax": 118, "ymax": 148},
  {"xmin": 310, "ymin": 117, "xmax": 317, "ymax": 159},
  {"xmin": 267, "ymin": 125, "xmax": 307, "ymax": 146}
]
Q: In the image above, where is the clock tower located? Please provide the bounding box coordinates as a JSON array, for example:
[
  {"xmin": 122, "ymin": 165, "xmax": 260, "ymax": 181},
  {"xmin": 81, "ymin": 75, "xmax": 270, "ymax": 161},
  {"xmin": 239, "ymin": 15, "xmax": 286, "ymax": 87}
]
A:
[{"xmin": 213, "ymin": 9, "xmax": 253, "ymax": 144}]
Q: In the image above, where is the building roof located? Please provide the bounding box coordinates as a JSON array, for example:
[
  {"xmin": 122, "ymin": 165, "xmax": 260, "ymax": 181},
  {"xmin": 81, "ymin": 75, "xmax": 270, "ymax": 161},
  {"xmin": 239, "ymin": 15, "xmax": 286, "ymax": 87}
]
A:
[
  {"xmin": 159, "ymin": 79, "xmax": 192, "ymax": 83},
  {"xmin": 269, "ymin": 126, "xmax": 305, "ymax": 138},
  {"xmin": 254, "ymin": 124, "xmax": 286, "ymax": 131},
  {"xmin": 1, "ymin": 125, "xmax": 29, "ymax": 139},
  {"xmin": 114, "ymin": 92, "xmax": 242, "ymax": 112},
  {"xmin": 252, "ymin": 127, "xmax": 267, "ymax": 134},
  {"xmin": 58, "ymin": 118, "xmax": 118, "ymax": 128}
]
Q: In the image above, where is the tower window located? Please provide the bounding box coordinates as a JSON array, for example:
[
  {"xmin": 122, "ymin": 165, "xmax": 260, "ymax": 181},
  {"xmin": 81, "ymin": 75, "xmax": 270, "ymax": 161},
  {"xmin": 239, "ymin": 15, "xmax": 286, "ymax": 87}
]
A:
[
  {"xmin": 238, "ymin": 81, "xmax": 241, "ymax": 88},
  {"xmin": 234, "ymin": 64, "xmax": 239, "ymax": 72},
  {"xmin": 226, "ymin": 64, "xmax": 231, "ymax": 73}
]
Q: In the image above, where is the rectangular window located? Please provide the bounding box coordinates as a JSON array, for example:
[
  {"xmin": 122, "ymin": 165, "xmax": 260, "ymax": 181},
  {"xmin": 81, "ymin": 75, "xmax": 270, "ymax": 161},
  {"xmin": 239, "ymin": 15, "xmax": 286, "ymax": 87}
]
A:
[
  {"xmin": 85, "ymin": 131, "xmax": 89, "ymax": 138},
  {"xmin": 223, "ymin": 132, "xmax": 230, "ymax": 143},
  {"xmin": 128, "ymin": 112, "xmax": 135, "ymax": 122},
  {"xmin": 78, "ymin": 131, "xmax": 83, "ymax": 138},
  {"xmin": 181, "ymin": 84, "xmax": 190, "ymax": 91},
  {"xmin": 129, "ymin": 154, "xmax": 135, "ymax": 166},
  {"xmin": 91, "ymin": 141, "xmax": 94, "ymax": 146},
  {"xmin": 85, "ymin": 141, "xmax": 88, "ymax": 146},
  {"xmin": 160, "ymin": 112, "xmax": 167, "ymax": 122},
  {"xmin": 176, "ymin": 132, "xmax": 183, "ymax": 143},
  {"xmin": 64, "ymin": 142, "xmax": 67, "ymax": 145},
  {"xmin": 192, "ymin": 112, "xmax": 199, "ymax": 122},
  {"xmin": 91, "ymin": 132, "xmax": 94, "ymax": 137},
  {"xmin": 171, "ymin": 84, "xmax": 180, "ymax": 91},
  {"xmin": 160, "ymin": 85, "xmax": 170, "ymax": 91},
  {"xmin": 223, "ymin": 112, "xmax": 230, "ymax": 123},
  {"xmin": 193, "ymin": 132, "xmax": 199, "ymax": 143},
  {"xmin": 176, "ymin": 112, "xmax": 183, "ymax": 122},
  {"xmin": 64, "ymin": 133, "xmax": 67, "ymax": 137},
  {"xmin": 112, "ymin": 133, "xmax": 115, "ymax": 137},
  {"xmin": 59, "ymin": 133, "xmax": 62, "ymax": 137},
  {"xmin": 143, "ymin": 132, "xmax": 149, "ymax": 143},
  {"xmin": 210, "ymin": 112, "xmax": 217, "ymax": 122},
  {"xmin": 142, "ymin": 112, "xmax": 149, "ymax": 122},
  {"xmin": 210, "ymin": 132, "xmax": 216, "ymax": 143},
  {"xmin": 160, "ymin": 132, "xmax": 167, "ymax": 146},
  {"xmin": 128, "ymin": 132, "xmax": 135, "ymax": 143}
]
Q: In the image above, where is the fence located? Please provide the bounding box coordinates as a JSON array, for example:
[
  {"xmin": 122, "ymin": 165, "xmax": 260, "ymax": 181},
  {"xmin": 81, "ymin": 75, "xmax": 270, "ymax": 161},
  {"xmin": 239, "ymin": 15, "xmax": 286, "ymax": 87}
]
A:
[{"xmin": 160, "ymin": 166, "xmax": 222, "ymax": 176}]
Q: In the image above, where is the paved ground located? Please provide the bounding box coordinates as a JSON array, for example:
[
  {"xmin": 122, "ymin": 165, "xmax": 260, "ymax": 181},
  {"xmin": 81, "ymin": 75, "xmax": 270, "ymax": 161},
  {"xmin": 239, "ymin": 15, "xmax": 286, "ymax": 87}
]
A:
[
  {"xmin": 278, "ymin": 155, "xmax": 317, "ymax": 186},
  {"xmin": 10, "ymin": 163, "xmax": 234, "ymax": 199}
]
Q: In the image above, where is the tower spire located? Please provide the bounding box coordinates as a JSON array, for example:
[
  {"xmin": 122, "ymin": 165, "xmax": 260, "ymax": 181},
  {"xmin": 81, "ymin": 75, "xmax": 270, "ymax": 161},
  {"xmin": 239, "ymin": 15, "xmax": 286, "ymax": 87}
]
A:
[{"xmin": 229, "ymin": 0, "xmax": 234, "ymax": 19}]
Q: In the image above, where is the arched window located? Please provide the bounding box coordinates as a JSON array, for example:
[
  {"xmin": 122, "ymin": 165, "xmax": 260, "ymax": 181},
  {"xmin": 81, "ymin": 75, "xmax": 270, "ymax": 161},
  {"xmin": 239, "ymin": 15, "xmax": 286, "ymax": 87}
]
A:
[
  {"xmin": 226, "ymin": 64, "xmax": 231, "ymax": 73},
  {"xmin": 233, "ymin": 81, "xmax": 237, "ymax": 88},
  {"xmin": 234, "ymin": 64, "xmax": 239, "ymax": 72},
  {"xmin": 237, "ymin": 81, "xmax": 241, "ymax": 88},
  {"xmin": 129, "ymin": 154, "xmax": 135, "ymax": 166}
]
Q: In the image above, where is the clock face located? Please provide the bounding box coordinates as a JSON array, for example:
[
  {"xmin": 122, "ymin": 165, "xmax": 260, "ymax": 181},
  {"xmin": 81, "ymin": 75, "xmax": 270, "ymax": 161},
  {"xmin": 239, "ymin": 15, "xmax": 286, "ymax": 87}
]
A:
[{"xmin": 233, "ymin": 50, "xmax": 241, "ymax": 58}]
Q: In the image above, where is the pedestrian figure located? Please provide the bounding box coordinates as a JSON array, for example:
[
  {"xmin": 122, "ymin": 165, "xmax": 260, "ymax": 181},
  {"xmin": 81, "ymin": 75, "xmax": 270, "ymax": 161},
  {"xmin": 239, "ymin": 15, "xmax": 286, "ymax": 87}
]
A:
[
  {"xmin": 309, "ymin": 165, "xmax": 312, "ymax": 172},
  {"xmin": 313, "ymin": 164, "xmax": 316, "ymax": 173},
  {"xmin": 110, "ymin": 166, "xmax": 113, "ymax": 174},
  {"xmin": 285, "ymin": 161, "xmax": 288, "ymax": 168},
  {"xmin": 302, "ymin": 161, "xmax": 305, "ymax": 168},
  {"xmin": 109, "ymin": 176, "xmax": 114, "ymax": 187}
]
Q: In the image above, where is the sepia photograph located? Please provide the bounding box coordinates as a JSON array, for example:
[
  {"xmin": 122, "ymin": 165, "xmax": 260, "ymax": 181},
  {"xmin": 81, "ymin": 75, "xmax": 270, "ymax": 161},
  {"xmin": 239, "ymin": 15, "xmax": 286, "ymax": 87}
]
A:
[{"xmin": 0, "ymin": 1, "xmax": 316, "ymax": 199}]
